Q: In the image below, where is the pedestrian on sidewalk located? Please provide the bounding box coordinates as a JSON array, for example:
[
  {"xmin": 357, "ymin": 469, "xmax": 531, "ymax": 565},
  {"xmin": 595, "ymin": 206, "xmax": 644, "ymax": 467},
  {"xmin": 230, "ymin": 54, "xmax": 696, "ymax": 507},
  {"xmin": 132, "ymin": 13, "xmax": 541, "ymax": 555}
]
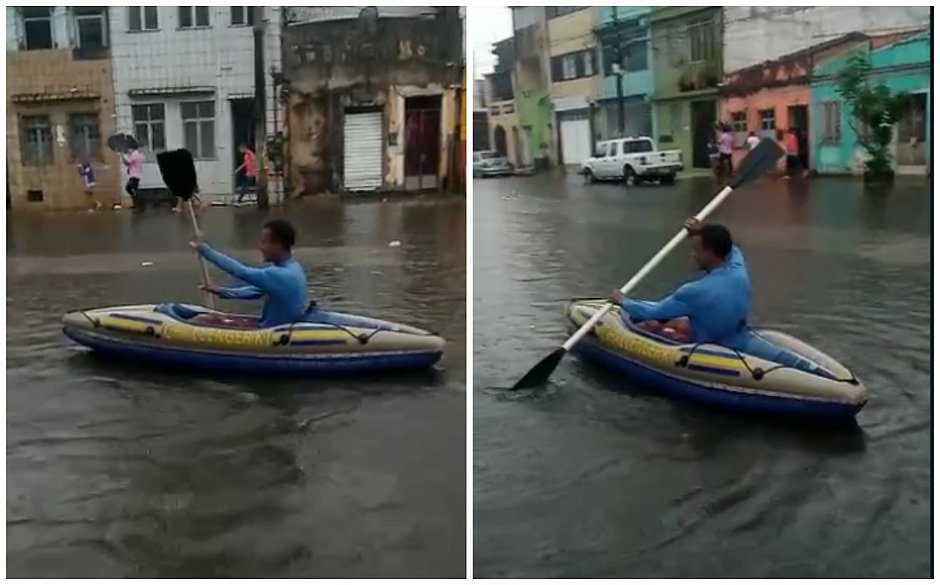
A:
[
  {"xmin": 718, "ymin": 123, "xmax": 734, "ymax": 176},
  {"xmin": 122, "ymin": 145, "xmax": 144, "ymax": 210},
  {"xmin": 784, "ymin": 128, "xmax": 800, "ymax": 177},
  {"xmin": 77, "ymin": 160, "xmax": 101, "ymax": 211},
  {"xmin": 235, "ymin": 143, "xmax": 257, "ymax": 204}
]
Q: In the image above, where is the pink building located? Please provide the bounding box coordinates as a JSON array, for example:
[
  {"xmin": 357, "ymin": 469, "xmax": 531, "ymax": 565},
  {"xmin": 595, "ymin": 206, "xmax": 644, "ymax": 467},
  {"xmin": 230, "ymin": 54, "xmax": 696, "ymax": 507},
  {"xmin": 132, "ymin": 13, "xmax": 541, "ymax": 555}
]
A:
[{"xmin": 719, "ymin": 33, "xmax": 865, "ymax": 171}]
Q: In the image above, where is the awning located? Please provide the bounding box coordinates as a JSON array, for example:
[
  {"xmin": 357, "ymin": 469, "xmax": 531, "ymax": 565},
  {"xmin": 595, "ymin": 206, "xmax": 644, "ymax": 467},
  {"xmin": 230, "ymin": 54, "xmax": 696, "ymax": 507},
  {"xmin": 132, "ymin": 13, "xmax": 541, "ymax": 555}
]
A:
[
  {"xmin": 11, "ymin": 89, "xmax": 100, "ymax": 103},
  {"xmin": 128, "ymin": 86, "xmax": 215, "ymax": 97},
  {"xmin": 552, "ymin": 95, "xmax": 589, "ymax": 112}
]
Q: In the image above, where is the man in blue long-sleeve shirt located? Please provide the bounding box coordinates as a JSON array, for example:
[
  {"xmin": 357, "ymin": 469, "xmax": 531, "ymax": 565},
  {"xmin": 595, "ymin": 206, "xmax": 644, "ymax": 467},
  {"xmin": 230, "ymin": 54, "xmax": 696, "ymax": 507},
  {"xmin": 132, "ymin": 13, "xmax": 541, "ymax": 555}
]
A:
[
  {"xmin": 610, "ymin": 218, "xmax": 751, "ymax": 349},
  {"xmin": 189, "ymin": 219, "xmax": 309, "ymax": 328}
]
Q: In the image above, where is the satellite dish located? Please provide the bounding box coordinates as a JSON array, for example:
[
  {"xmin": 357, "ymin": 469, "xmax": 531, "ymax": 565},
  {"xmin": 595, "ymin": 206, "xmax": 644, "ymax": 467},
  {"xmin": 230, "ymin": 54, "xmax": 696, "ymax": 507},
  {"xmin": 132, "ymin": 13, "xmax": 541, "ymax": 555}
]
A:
[{"xmin": 358, "ymin": 6, "xmax": 378, "ymax": 34}]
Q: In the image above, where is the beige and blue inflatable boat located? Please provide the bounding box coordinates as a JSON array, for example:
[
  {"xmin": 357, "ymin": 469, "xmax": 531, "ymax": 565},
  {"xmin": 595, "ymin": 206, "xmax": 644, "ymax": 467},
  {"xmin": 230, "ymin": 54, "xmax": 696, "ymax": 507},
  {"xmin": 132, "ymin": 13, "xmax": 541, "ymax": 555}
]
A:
[{"xmin": 566, "ymin": 299, "xmax": 866, "ymax": 421}]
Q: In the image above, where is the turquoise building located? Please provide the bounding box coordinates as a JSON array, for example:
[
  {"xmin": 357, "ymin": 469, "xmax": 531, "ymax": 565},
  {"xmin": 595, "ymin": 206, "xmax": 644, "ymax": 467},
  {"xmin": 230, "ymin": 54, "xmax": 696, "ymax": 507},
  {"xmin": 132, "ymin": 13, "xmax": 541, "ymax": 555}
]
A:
[
  {"xmin": 811, "ymin": 31, "xmax": 930, "ymax": 174},
  {"xmin": 594, "ymin": 7, "xmax": 654, "ymax": 140}
]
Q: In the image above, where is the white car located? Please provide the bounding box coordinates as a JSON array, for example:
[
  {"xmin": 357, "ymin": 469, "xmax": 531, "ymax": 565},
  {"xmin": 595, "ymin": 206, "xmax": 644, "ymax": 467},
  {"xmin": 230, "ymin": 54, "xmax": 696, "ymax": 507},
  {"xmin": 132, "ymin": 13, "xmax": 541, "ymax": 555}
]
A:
[{"xmin": 580, "ymin": 137, "xmax": 683, "ymax": 186}]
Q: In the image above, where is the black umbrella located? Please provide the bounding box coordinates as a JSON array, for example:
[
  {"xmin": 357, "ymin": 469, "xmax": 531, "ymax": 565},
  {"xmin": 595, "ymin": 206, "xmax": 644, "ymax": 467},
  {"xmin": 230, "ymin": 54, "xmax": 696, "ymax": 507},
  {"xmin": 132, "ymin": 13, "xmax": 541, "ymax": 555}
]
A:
[{"xmin": 106, "ymin": 132, "xmax": 138, "ymax": 153}]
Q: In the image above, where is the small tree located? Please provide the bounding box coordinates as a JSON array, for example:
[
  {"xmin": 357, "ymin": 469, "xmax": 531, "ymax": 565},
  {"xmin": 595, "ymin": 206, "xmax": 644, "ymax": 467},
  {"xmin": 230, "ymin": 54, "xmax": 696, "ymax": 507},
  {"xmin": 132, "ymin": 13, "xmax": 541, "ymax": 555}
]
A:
[{"xmin": 835, "ymin": 51, "xmax": 910, "ymax": 181}]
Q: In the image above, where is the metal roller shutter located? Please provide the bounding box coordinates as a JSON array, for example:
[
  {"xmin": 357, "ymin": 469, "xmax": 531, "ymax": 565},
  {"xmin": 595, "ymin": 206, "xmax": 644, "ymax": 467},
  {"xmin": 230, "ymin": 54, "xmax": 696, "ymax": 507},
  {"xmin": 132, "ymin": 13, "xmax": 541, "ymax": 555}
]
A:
[{"xmin": 343, "ymin": 110, "xmax": 383, "ymax": 191}]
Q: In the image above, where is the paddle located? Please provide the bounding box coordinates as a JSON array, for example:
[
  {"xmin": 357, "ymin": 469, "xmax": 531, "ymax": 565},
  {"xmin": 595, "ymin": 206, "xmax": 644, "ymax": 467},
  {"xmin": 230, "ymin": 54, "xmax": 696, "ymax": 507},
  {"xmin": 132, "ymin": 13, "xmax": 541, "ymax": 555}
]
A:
[
  {"xmin": 156, "ymin": 149, "xmax": 215, "ymax": 309},
  {"xmin": 511, "ymin": 138, "xmax": 786, "ymax": 391}
]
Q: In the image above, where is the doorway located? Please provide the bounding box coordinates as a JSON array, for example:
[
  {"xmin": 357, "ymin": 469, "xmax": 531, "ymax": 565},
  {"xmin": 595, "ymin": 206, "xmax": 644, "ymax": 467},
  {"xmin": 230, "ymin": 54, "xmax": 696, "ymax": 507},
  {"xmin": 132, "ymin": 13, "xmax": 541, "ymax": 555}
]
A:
[
  {"xmin": 691, "ymin": 99, "xmax": 716, "ymax": 169},
  {"xmin": 230, "ymin": 98, "xmax": 256, "ymax": 192},
  {"xmin": 494, "ymin": 125, "xmax": 507, "ymax": 157},
  {"xmin": 404, "ymin": 95, "xmax": 441, "ymax": 191},
  {"xmin": 788, "ymin": 105, "xmax": 809, "ymax": 169},
  {"xmin": 896, "ymin": 92, "xmax": 927, "ymax": 167}
]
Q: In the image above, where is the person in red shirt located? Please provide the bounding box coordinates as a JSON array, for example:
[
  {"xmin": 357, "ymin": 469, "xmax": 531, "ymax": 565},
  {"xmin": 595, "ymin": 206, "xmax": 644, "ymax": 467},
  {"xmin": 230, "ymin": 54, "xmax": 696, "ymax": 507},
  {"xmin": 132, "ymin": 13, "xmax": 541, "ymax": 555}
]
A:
[
  {"xmin": 784, "ymin": 128, "xmax": 800, "ymax": 176},
  {"xmin": 235, "ymin": 143, "xmax": 257, "ymax": 203}
]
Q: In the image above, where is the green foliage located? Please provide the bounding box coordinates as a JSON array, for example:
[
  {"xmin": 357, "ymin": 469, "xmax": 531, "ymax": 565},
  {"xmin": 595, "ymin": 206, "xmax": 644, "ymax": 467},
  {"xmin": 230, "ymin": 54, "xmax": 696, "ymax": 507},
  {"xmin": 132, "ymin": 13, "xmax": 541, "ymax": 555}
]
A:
[{"xmin": 835, "ymin": 52, "xmax": 910, "ymax": 180}]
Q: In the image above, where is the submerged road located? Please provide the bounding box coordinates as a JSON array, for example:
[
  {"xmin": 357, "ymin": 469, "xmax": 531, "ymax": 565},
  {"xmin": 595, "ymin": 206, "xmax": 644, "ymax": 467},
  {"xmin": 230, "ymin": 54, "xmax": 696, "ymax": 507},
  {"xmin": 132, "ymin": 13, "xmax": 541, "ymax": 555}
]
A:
[
  {"xmin": 473, "ymin": 171, "xmax": 930, "ymax": 578},
  {"xmin": 7, "ymin": 196, "xmax": 466, "ymax": 578}
]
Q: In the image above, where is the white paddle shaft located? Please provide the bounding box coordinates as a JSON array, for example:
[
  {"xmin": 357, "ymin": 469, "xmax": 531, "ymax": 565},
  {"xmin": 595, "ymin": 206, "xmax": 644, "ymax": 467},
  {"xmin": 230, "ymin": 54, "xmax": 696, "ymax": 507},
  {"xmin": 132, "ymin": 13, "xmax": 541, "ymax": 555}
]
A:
[
  {"xmin": 187, "ymin": 200, "xmax": 215, "ymax": 309},
  {"xmin": 561, "ymin": 185, "xmax": 735, "ymax": 351}
]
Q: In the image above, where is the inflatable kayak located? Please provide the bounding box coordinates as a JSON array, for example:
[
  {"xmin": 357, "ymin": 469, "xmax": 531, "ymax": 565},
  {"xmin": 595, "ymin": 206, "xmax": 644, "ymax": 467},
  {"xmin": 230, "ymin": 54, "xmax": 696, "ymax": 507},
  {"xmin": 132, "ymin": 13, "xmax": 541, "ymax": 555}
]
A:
[
  {"xmin": 566, "ymin": 300, "xmax": 866, "ymax": 420},
  {"xmin": 63, "ymin": 303, "xmax": 445, "ymax": 375}
]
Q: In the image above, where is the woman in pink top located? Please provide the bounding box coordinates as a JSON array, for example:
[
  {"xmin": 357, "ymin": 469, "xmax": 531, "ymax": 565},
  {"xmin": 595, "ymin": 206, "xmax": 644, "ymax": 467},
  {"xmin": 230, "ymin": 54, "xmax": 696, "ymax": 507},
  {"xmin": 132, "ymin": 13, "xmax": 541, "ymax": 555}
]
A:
[
  {"xmin": 122, "ymin": 146, "xmax": 144, "ymax": 210},
  {"xmin": 718, "ymin": 123, "xmax": 734, "ymax": 175}
]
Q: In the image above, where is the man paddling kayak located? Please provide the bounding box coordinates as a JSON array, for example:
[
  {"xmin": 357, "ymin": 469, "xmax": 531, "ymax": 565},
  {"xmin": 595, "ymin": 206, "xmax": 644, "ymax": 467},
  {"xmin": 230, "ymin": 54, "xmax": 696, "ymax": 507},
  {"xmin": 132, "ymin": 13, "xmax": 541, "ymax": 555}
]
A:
[
  {"xmin": 189, "ymin": 219, "xmax": 309, "ymax": 328},
  {"xmin": 610, "ymin": 218, "xmax": 750, "ymax": 348}
]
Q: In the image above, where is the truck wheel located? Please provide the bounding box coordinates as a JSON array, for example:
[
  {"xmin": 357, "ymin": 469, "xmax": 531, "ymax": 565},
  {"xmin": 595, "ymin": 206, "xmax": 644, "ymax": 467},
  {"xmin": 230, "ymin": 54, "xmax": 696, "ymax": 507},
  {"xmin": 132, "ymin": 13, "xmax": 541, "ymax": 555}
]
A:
[
  {"xmin": 587, "ymin": 169, "xmax": 598, "ymax": 184},
  {"xmin": 661, "ymin": 173, "xmax": 676, "ymax": 185},
  {"xmin": 623, "ymin": 166, "xmax": 636, "ymax": 187}
]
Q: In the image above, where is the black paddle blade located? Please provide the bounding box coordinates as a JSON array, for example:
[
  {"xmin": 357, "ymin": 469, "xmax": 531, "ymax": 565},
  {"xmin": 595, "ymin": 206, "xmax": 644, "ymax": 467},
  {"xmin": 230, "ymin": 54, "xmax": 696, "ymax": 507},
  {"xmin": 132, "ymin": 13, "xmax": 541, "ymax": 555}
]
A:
[
  {"xmin": 728, "ymin": 138, "xmax": 786, "ymax": 189},
  {"xmin": 156, "ymin": 149, "xmax": 197, "ymax": 200},
  {"xmin": 511, "ymin": 348, "xmax": 566, "ymax": 391}
]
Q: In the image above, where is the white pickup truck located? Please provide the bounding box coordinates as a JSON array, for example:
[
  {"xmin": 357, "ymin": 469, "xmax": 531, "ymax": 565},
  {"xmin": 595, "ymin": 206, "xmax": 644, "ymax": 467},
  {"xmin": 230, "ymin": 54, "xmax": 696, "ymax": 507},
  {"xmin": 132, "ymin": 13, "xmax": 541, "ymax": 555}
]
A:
[{"xmin": 580, "ymin": 137, "xmax": 683, "ymax": 186}]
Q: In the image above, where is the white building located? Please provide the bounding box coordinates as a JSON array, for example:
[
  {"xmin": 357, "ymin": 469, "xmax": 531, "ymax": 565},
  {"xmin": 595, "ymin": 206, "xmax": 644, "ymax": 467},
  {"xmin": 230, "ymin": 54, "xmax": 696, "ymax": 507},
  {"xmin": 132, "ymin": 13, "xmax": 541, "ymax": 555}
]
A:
[
  {"xmin": 723, "ymin": 6, "xmax": 931, "ymax": 73},
  {"xmin": 109, "ymin": 6, "xmax": 281, "ymax": 197}
]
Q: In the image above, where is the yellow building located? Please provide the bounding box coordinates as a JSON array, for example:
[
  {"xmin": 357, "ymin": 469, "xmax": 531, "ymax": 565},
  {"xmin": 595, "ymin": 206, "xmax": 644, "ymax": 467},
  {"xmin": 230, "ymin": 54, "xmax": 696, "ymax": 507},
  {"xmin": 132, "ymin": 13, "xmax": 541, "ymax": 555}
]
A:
[{"xmin": 546, "ymin": 7, "xmax": 599, "ymax": 166}]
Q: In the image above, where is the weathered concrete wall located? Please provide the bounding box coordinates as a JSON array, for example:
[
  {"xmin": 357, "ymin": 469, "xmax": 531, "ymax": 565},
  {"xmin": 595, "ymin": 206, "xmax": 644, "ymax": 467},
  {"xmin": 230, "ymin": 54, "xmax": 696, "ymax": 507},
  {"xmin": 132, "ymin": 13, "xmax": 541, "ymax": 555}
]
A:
[
  {"xmin": 7, "ymin": 7, "xmax": 120, "ymax": 210},
  {"xmin": 282, "ymin": 15, "xmax": 462, "ymax": 194},
  {"xmin": 723, "ymin": 7, "xmax": 930, "ymax": 73}
]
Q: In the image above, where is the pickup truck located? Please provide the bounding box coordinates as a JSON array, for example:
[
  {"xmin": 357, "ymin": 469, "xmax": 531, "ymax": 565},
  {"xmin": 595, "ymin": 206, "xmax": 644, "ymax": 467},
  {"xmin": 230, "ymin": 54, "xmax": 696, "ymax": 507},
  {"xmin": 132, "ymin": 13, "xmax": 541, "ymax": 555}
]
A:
[{"xmin": 580, "ymin": 137, "xmax": 683, "ymax": 186}]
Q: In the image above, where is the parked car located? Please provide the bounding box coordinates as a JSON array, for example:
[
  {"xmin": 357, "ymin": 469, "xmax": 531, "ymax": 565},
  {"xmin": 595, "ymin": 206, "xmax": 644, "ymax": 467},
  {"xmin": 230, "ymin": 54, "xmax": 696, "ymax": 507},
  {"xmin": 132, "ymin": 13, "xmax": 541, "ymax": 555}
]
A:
[
  {"xmin": 580, "ymin": 137, "xmax": 683, "ymax": 186},
  {"xmin": 473, "ymin": 150, "xmax": 513, "ymax": 178}
]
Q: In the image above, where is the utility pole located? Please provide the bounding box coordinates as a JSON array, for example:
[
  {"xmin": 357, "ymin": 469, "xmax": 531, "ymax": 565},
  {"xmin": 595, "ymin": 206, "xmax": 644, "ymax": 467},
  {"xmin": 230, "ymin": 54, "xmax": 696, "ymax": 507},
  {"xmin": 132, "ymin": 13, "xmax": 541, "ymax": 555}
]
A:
[
  {"xmin": 253, "ymin": 5, "xmax": 268, "ymax": 209},
  {"xmin": 613, "ymin": 7, "xmax": 625, "ymax": 137}
]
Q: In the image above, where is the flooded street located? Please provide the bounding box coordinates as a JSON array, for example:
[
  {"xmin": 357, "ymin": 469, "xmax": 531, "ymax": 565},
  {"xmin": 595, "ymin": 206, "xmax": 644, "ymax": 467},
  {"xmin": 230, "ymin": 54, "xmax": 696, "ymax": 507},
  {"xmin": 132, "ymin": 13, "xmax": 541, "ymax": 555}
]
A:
[
  {"xmin": 7, "ymin": 196, "xmax": 466, "ymax": 578},
  {"xmin": 473, "ymin": 172, "xmax": 930, "ymax": 578}
]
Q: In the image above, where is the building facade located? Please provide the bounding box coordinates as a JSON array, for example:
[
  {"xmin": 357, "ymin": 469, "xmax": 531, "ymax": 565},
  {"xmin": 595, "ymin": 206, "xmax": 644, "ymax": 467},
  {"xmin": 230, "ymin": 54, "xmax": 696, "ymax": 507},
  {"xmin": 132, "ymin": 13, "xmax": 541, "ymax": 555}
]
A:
[
  {"xmin": 108, "ymin": 6, "xmax": 282, "ymax": 199},
  {"xmin": 811, "ymin": 31, "xmax": 930, "ymax": 175},
  {"xmin": 483, "ymin": 37, "xmax": 524, "ymax": 167},
  {"xmin": 595, "ymin": 6, "xmax": 654, "ymax": 142},
  {"xmin": 7, "ymin": 6, "xmax": 120, "ymax": 210},
  {"xmin": 546, "ymin": 7, "xmax": 597, "ymax": 166},
  {"xmin": 719, "ymin": 34, "xmax": 866, "ymax": 171},
  {"xmin": 281, "ymin": 7, "xmax": 463, "ymax": 194},
  {"xmin": 510, "ymin": 7, "xmax": 553, "ymax": 169},
  {"xmin": 650, "ymin": 7, "xmax": 723, "ymax": 169}
]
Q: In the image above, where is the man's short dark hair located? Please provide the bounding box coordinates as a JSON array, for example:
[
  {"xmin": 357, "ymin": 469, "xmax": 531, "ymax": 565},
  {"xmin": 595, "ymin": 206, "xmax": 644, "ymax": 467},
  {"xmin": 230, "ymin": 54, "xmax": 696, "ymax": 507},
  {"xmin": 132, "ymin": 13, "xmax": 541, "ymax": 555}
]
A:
[
  {"xmin": 264, "ymin": 219, "xmax": 296, "ymax": 249},
  {"xmin": 698, "ymin": 224, "xmax": 733, "ymax": 258}
]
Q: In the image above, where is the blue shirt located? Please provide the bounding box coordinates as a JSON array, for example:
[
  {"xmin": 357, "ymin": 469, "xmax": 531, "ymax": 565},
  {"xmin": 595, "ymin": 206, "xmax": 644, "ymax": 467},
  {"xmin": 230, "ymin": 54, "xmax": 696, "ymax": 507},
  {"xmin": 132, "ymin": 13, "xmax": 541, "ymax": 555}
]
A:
[
  {"xmin": 620, "ymin": 245, "xmax": 751, "ymax": 349},
  {"xmin": 198, "ymin": 243, "xmax": 309, "ymax": 328}
]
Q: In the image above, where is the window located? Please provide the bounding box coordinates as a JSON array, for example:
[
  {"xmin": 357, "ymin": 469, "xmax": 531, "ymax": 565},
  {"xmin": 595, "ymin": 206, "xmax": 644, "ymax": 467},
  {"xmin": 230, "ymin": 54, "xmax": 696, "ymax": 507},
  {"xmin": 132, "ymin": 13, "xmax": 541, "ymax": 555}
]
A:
[
  {"xmin": 689, "ymin": 16, "xmax": 717, "ymax": 62},
  {"xmin": 179, "ymin": 7, "xmax": 210, "ymax": 28},
  {"xmin": 731, "ymin": 111, "xmax": 747, "ymax": 147},
  {"xmin": 624, "ymin": 39, "xmax": 648, "ymax": 72},
  {"xmin": 132, "ymin": 103, "xmax": 166, "ymax": 157},
  {"xmin": 230, "ymin": 6, "xmax": 256, "ymax": 26},
  {"xmin": 74, "ymin": 7, "xmax": 108, "ymax": 49},
  {"xmin": 21, "ymin": 7, "xmax": 53, "ymax": 50},
  {"xmin": 758, "ymin": 108, "xmax": 776, "ymax": 139},
  {"xmin": 182, "ymin": 101, "xmax": 215, "ymax": 159},
  {"xmin": 821, "ymin": 101, "xmax": 841, "ymax": 143},
  {"xmin": 69, "ymin": 114, "xmax": 102, "ymax": 161},
  {"xmin": 623, "ymin": 139, "xmax": 653, "ymax": 154},
  {"xmin": 545, "ymin": 7, "xmax": 583, "ymax": 19},
  {"xmin": 670, "ymin": 103, "xmax": 683, "ymax": 136},
  {"xmin": 129, "ymin": 7, "xmax": 158, "ymax": 31},
  {"xmin": 20, "ymin": 116, "xmax": 54, "ymax": 166},
  {"xmin": 551, "ymin": 50, "xmax": 595, "ymax": 82}
]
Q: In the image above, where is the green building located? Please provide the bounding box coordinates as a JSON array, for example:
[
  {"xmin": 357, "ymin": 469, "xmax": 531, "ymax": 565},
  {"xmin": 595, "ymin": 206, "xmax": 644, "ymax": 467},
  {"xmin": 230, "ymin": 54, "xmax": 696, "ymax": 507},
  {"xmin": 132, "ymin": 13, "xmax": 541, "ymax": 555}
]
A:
[
  {"xmin": 811, "ymin": 30, "xmax": 930, "ymax": 175},
  {"xmin": 650, "ymin": 7, "xmax": 722, "ymax": 169}
]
